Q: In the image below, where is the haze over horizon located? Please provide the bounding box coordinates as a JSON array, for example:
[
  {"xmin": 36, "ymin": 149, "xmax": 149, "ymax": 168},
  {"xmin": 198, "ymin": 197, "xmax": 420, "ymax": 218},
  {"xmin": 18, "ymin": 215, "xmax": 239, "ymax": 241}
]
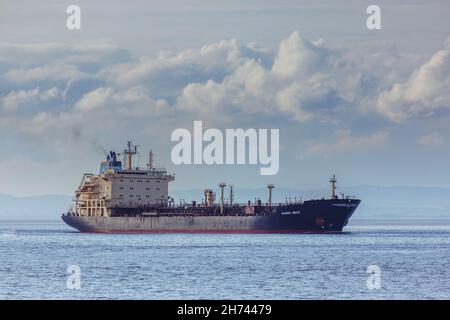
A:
[{"xmin": 2, "ymin": 185, "xmax": 450, "ymax": 220}]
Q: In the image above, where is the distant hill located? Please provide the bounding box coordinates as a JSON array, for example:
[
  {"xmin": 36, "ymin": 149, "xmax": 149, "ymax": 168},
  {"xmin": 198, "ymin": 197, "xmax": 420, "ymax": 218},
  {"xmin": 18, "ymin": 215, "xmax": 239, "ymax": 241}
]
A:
[
  {"xmin": 169, "ymin": 185, "xmax": 450, "ymax": 219},
  {"xmin": 1, "ymin": 186, "xmax": 450, "ymax": 220},
  {"xmin": 343, "ymin": 185, "xmax": 450, "ymax": 219},
  {"xmin": 0, "ymin": 194, "xmax": 72, "ymax": 220}
]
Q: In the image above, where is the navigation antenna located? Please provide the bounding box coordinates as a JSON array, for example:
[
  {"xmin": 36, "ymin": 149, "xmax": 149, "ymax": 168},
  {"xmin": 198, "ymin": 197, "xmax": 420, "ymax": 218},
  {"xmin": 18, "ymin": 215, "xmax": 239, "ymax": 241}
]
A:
[
  {"xmin": 124, "ymin": 140, "xmax": 138, "ymax": 170},
  {"xmin": 219, "ymin": 182, "xmax": 227, "ymax": 214},
  {"xmin": 229, "ymin": 185, "xmax": 234, "ymax": 206},
  {"xmin": 148, "ymin": 151, "xmax": 154, "ymax": 170},
  {"xmin": 330, "ymin": 175, "xmax": 337, "ymax": 199}
]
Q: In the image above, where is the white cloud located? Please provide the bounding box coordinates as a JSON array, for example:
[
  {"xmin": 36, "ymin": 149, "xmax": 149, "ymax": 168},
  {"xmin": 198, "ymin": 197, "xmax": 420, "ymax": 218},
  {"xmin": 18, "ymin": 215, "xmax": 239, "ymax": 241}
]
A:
[
  {"xmin": 74, "ymin": 87, "xmax": 113, "ymax": 111},
  {"xmin": 5, "ymin": 31, "xmax": 448, "ymax": 130},
  {"xmin": 276, "ymin": 83, "xmax": 314, "ymax": 122},
  {"xmin": 74, "ymin": 86, "xmax": 169, "ymax": 116},
  {"xmin": 418, "ymin": 132, "xmax": 444, "ymax": 146},
  {"xmin": 272, "ymin": 31, "xmax": 326, "ymax": 79},
  {"xmin": 104, "ymin": 38, "xmax": 246, "ymax": 88},
  {"xmin": 377, "ymin": 43, "xmax": 450, "ymax": 122},
  {"xmin": 6, "ymin": 64, "xmax": 83, "ymax": 83},
  {"xmin": 175, "ymin": 31, "xmax": 359, "ymax": 122},
  {"xmin": 1, "ymin": 87, "xmax": 59, "ymax": 110},
  {"xmin": 0, "ymin": 31, "xmax": 449, "ymax": 163}
]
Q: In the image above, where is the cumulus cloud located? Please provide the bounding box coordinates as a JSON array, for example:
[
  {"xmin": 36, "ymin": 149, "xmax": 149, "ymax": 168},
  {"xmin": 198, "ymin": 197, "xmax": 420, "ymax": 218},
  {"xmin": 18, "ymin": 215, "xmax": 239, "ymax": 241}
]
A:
[
  {"xmin": 272, "ymin": 31, "xmax": 327, "ymax": 79},
  {"xmin": 175, "ymin": 31, "xmax": 365, "ymax": 122},
  {"xmin": 377, "ymin": 42, "xmax": 450, "ymax": 122},
  {"xmin": 0, "ymin": 31, "xmax": 449, "ymax": 163},
  {"xmin": 103, "ymin": 38, "xmax": 259, "ymax": 101},
  {"xmin": 4, "ymin": 31, "xmax": 449, "ymax": 130},
  {"xmin": 75, "ymin": 87, "xmax": 113, "ymax": 111},
  {"xmin": 1, "ymin": 87, "xmax": 59, "ymax": 110},
  {"xmin": 74, "ymin": 86, "xmax": 169, "ymax": 116},
  {"xmin": 5, "ymin": 64, "xmax": 83, "ymax": 83}
]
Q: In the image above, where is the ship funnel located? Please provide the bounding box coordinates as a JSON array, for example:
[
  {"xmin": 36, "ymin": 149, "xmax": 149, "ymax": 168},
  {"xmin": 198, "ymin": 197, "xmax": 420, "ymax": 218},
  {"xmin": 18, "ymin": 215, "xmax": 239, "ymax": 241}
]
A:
[{"xmin": 204, "ymin": 189, "xmax": 215, "ymax": 206}]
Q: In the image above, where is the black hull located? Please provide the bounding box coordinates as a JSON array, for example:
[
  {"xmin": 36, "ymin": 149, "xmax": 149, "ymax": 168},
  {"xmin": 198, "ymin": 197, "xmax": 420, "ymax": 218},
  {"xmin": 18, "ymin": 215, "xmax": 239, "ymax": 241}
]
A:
[{"xmin": 62, "ymin": 199, "xmax": 360, "ymax": 233}]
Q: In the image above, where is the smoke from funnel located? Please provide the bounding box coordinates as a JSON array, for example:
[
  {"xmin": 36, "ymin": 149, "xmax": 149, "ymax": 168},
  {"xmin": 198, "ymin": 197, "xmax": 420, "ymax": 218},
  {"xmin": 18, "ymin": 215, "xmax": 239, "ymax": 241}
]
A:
[{"xmin": 72, "ymin": 126, "xmax": 108, "ymax": 156}]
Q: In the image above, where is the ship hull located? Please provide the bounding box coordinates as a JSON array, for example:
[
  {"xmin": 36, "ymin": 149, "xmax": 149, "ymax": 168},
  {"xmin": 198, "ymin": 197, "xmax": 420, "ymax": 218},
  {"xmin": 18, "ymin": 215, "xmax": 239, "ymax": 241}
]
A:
[{"xmin": 62, "ymin": 199, "xmax": 360, "ymax": 234}]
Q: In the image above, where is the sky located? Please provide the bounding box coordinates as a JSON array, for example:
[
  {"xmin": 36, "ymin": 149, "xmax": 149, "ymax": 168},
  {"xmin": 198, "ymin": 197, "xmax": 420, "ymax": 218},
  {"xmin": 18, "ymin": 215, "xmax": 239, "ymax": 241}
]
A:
[{"xmin": 0, "ymin": 0, "xmax": 450, "ymax": 196}]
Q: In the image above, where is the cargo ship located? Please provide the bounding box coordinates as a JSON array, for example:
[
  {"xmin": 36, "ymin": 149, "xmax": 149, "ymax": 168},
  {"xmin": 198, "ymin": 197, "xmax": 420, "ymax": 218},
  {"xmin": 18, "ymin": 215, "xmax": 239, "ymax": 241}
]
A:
[{"xmin": 62, "ymin": 141, "xmax": 360, "ymax": 233}]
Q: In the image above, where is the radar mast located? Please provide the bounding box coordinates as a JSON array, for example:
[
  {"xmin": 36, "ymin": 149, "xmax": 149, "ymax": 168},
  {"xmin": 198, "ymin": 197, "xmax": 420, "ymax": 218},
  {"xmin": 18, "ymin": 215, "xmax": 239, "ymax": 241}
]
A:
[
  {"xmin": 123, "ymin": 140, "xmax": 138, "ymax": 170},
  {"xmin": 330, "ymin": 175, "xmax": 337, "ymax": 199}
]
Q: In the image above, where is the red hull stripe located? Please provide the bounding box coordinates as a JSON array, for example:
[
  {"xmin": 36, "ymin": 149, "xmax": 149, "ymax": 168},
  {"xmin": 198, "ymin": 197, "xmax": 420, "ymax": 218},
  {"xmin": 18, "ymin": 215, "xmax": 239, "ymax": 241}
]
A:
[{"xmin": 80, "ymin": 229, "xmax": 341, "ymax": 234}]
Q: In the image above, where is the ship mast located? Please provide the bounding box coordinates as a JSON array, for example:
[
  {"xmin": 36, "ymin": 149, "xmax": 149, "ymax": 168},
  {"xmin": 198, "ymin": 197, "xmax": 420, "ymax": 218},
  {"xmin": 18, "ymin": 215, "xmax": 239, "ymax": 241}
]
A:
[
  {"xmin": 219, "ymin": 182, "xmax": 226, "ymax": 214},
  {"xmin": 267, "ymin": 184, "xmax": 275, "ymax": 206},
  {"xmin": 148, "ymin": 150, "xmax": 154, "ymax": 170},
  {"xmin": 330, "ymin": 174, "xmax": 337, "ymax": 199},
  {"xmin": 123, "ymin": 140, "xmax": 138, "ymax": 170},
  {"xmin": 229, "ymin": 185, "xmax": 234, "ymax": 206}
]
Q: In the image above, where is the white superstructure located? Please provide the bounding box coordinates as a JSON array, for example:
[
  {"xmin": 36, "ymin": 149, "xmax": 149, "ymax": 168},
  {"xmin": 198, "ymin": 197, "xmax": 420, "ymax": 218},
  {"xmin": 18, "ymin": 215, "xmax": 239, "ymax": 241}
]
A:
[{"xmin": 72, "ymin": 141, "xmax": 174, "ymax": 217}]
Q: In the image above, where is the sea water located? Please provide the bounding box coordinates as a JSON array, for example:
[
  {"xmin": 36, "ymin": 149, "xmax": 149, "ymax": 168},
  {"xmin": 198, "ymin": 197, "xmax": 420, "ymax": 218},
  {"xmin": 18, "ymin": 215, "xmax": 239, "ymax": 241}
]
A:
[{"xmin": 1, "ymin": 219, "xmax": 449, "ymax": 299}]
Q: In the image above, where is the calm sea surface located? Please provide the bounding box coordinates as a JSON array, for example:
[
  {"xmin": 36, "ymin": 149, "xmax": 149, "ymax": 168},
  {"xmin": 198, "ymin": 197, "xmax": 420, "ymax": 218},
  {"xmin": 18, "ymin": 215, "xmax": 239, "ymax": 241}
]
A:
[{"xmin": 1, "ymin": 219, "xmax": 450, "ymax": 300}]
